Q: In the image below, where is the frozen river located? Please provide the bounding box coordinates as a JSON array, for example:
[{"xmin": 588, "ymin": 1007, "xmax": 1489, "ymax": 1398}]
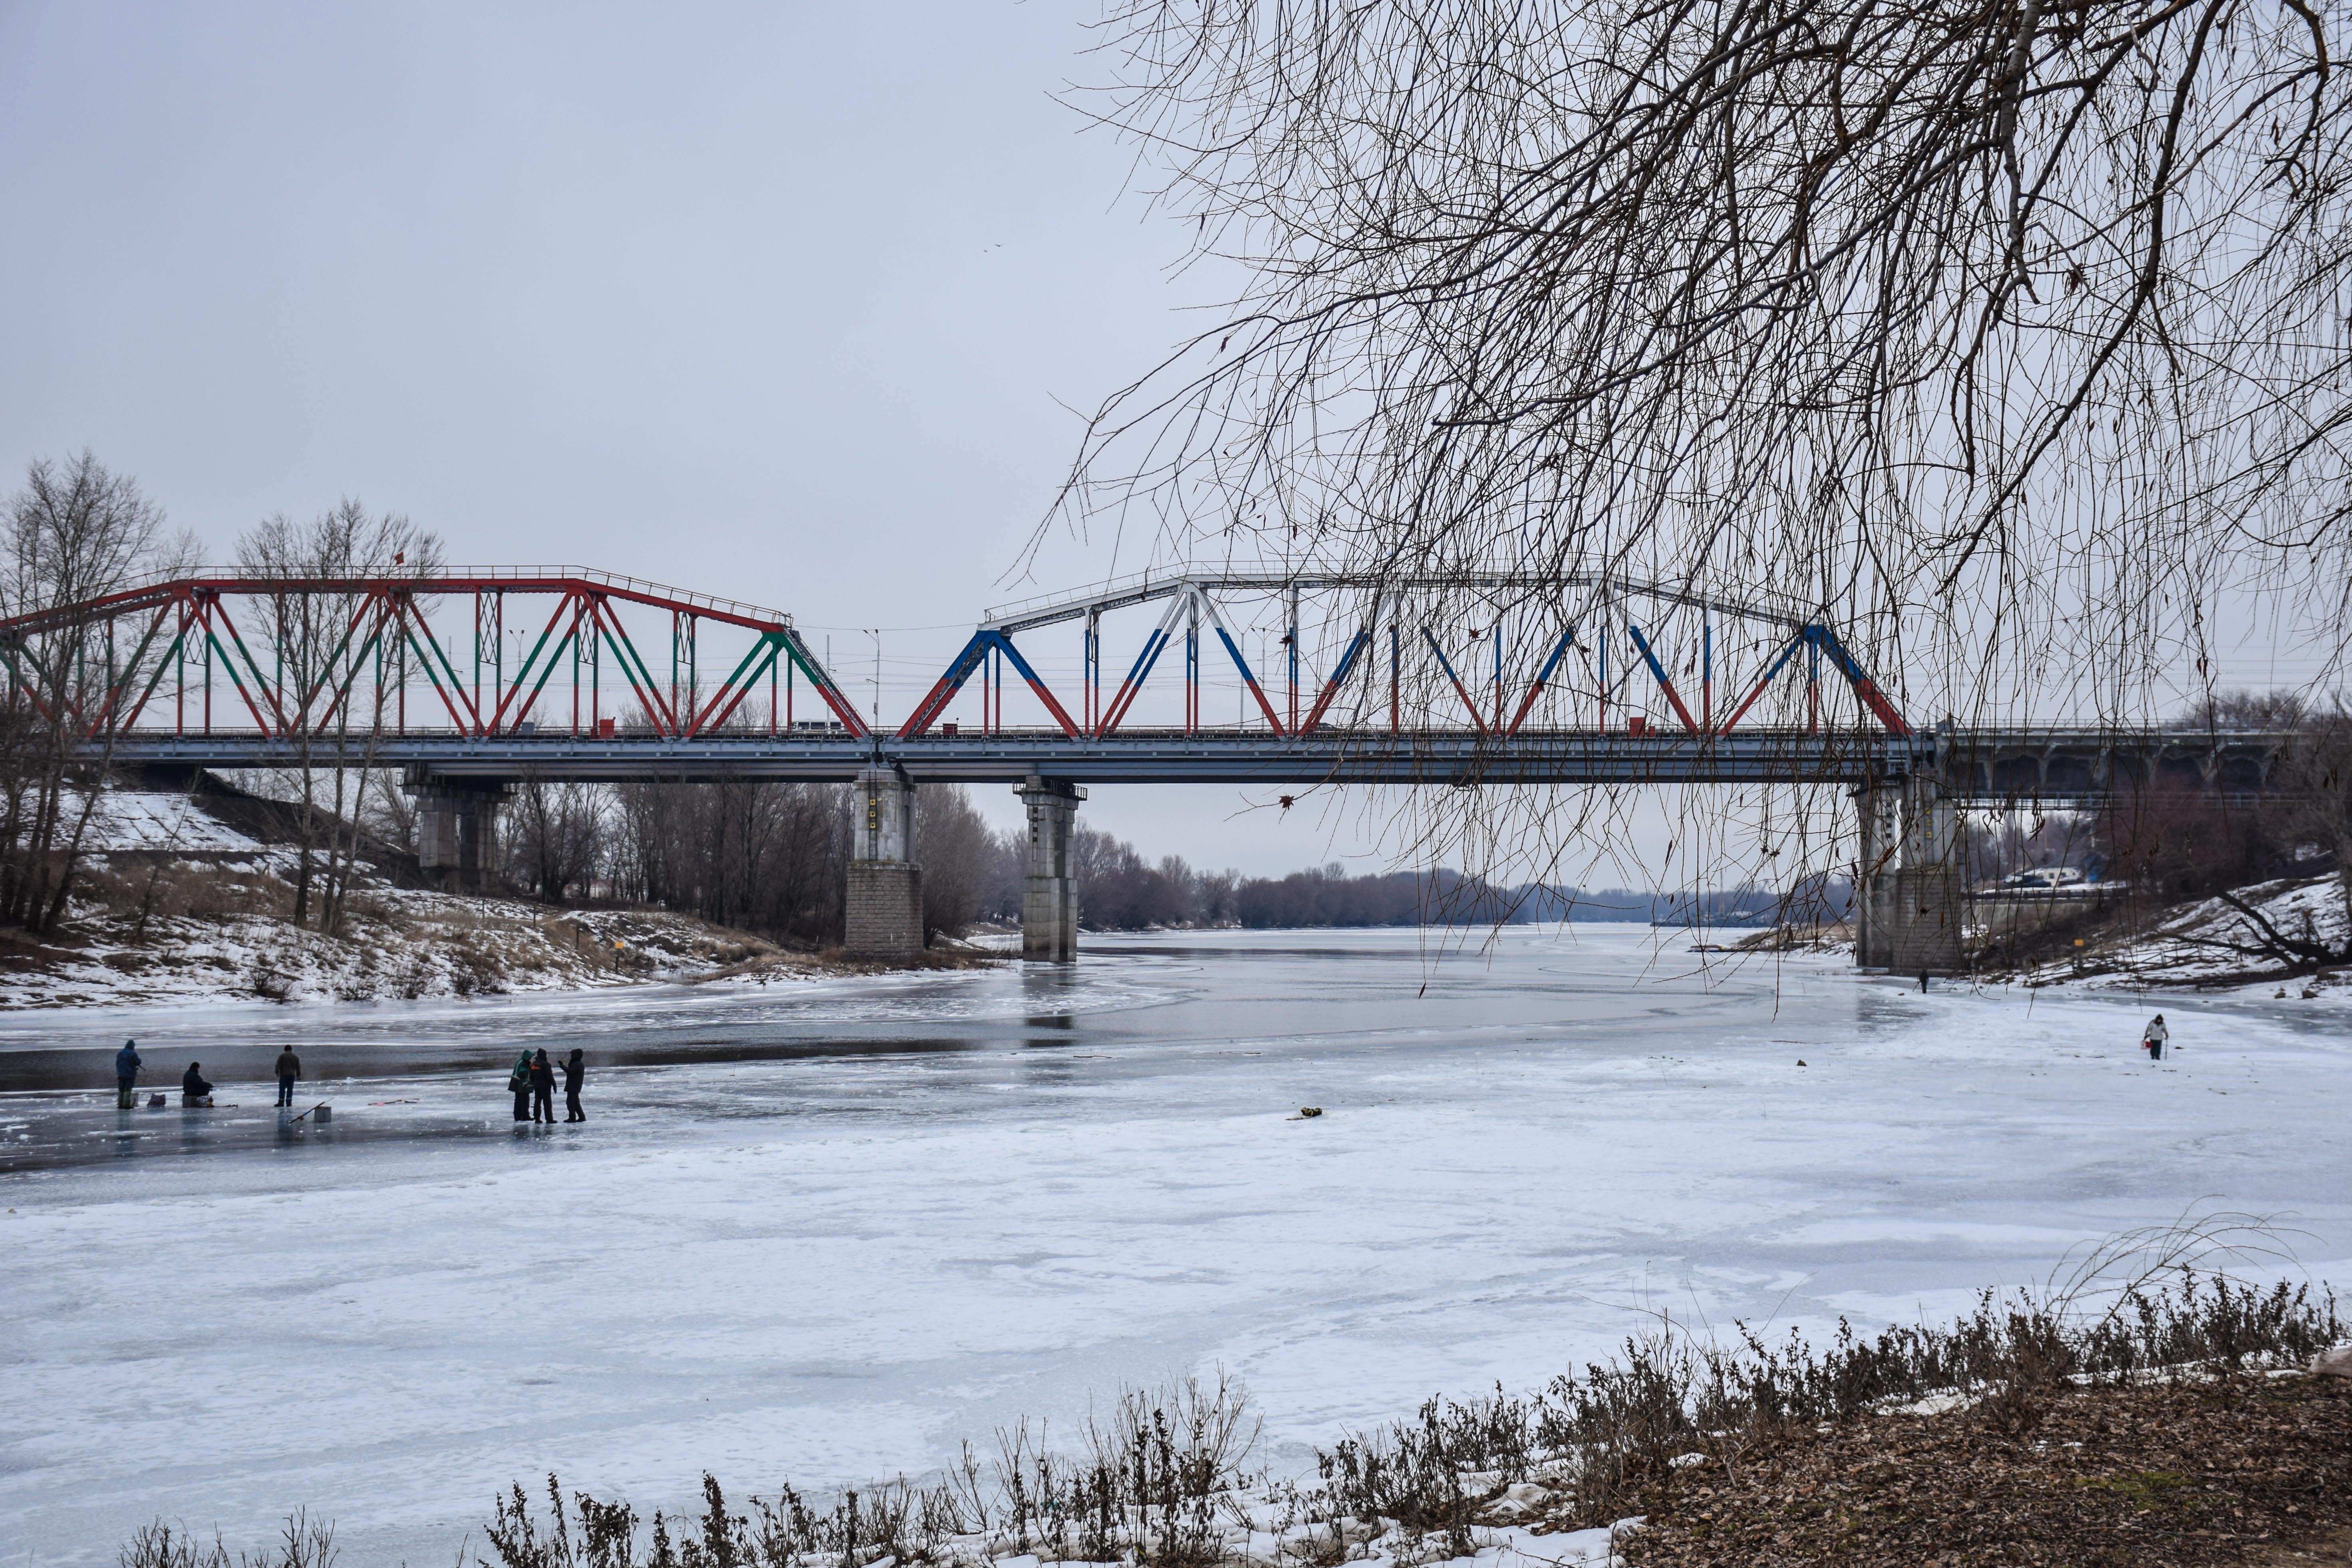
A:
[{"xmin": 3, "ymin": 926, "xmax": 2346, "ymax": 1566}]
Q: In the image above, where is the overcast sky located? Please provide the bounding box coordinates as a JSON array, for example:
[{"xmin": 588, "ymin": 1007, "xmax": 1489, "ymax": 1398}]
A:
[
  {"xmin": 0, "ymin": 2, "xmax": 1451, "ymax": 873},
  {"xmin": 17, "ymin": 4, "xmax": 2270, "ymax": 888}
]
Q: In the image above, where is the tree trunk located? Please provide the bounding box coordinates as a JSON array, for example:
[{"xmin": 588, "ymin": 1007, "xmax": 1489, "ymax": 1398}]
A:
[
  {"xmin": 40, "ymin": 771, "xmax": 110, "ymax": 935},
  {"xmin": 290, "ymin": 767, "xmax": 319, "ymax": 927}
]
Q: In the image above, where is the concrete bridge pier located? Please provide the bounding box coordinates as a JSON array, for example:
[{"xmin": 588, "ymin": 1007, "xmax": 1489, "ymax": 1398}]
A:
[
  {"xmin": 405, "ymin": 773, "xmax": 508, "ymax": 892},
  {"xmin": 847, "ymin": 766, "xmax": 925, "ymax": 959},
  {"xmin": 1855, "ymin": 771, "xmax": 1964, "ymax": 976},
  {"xmin": 1017, "ymin": 775, "xmax": 1085, "ymax": 962},
  {"xmin": 1853, "ymin": 782, "xmax": 1897, "ymax": 970}
]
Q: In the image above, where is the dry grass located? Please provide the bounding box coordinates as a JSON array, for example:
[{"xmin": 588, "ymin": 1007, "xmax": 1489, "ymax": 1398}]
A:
[
  {"xmin": 1617, "ymin": 1373, "xmax": 2351, "ymax": 1567},
  {"xmin": 442, "ymin": 1225, "xmax": 2342, "ymax": 1568}
]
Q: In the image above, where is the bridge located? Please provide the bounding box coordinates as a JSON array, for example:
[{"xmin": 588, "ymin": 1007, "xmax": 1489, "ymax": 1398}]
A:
[{"xmin": 1, "ymin": 566, "xmax": 2294, "ymax": 972}]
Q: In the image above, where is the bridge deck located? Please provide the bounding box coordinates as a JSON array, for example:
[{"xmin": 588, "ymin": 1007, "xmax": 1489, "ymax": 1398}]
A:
[{"xmin": 91, "ymin": 725, "xmax": 2291, "ymax": 799}]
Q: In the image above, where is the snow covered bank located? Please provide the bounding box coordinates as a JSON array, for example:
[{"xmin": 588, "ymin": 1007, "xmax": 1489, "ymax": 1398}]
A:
[
  {"xmin": 3, "ymin": 789, "xmax": 975, "ymax": 1010},
  {"xmin": 64, "ymin": 787, "xmax": 270, "ymax": 855},
  {"xmin": 2011, "ymin": 873, "xmax": 2350, "ymax": 998},
  {"xmin": 0, "ymin": 880, "xmax": 804, "ymax": 1009}
]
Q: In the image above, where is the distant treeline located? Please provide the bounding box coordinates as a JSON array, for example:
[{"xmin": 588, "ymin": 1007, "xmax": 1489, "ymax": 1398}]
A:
[
  {"xmin": 481, "ymin": 775, "xmax": 1837, "ymax": 943},
  {"xmin": 1226, "ymin": 868, "xmax": 1837, "ymax": 930}
]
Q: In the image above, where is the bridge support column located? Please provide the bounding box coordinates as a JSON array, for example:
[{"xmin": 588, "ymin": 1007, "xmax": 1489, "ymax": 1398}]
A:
[
  {"xmin": 1853, "ymin": 783, "xmax": 1894, "ymax": 970},
  {"xmin": 1017, "ymin": 776, "xmax": 1085, "ymax": 963},
  {"xmin": 1887, "ymin": 774, "xmax": 1964, "ymax": 977},
  {"xmin": 847, "ymin": 767, "xmax": 924, "ymax": 960},
  {"xmin": 405, "ymin": 773, "xmax": 509, "ymax": 893}
]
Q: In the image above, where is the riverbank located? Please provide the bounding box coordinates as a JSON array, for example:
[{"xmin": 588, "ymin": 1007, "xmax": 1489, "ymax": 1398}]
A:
[
  {"xmin": 0, "ymin": 887, "xmax": 992, "ymax": 1010},
  {"xmin": 112, "ymin": 1256, "xmax": 2352, "ymax": 1568},
  {"xmin": 1734, "ymin": 873, "xmax": 2351, "ymax": 1002},
  {"xmin": 2003, "ymin": 872, "xmax": 2350, "ymax": 996},
  {"xmin": 0, "ymin": 783, "xmax": 999, "ymax": 1010}
]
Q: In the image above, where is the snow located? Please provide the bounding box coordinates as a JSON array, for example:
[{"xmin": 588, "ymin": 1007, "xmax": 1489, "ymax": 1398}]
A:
[
  {"xmin": 65, "ymin": 788, "xmax": 264, "ymax": 854},
  {"xmin": 2, "ymin": 886, "xmax": 795, "ymax": 1010},
  {"xmin": 2020, "ymin": 873, "xmax": 2352, "ymax": 994},
  {"xmin": 1, "ymin": 927, "xmax": 2348, "ymax": 1566},
  {"xmin": 1, "ymin": 786, "xmax": 809, "ymax": 1011}
]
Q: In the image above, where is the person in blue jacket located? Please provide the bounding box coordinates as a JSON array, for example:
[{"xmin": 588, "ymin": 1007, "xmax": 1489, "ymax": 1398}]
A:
[{"xmin": 114, "ymin": 1039, "xmax": 142, "ymax": 1109}]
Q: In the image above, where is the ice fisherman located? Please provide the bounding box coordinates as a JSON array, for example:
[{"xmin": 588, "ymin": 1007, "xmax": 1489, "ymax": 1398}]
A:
[
  {"xmin": 561, "ymin": 1048, "xmax": 586, "ymax": 1123},
  {"xmin": 528, "ymin": 1048, "xmax": 557, "ymax": 1124},
  {"xmin": 274, "ymin": 1046, "xmax": 302, "ymax": 1107},
  {"xmin": 508, "ymin": 1048, "xmax": 533, "ymax": 1122},
  {"xmin": 114, "ymin": 1039, "xmax": 141, "ymax": 1109},
  {"xmin": 181, "ymin": 1062, "xmax": 213, "ymax": 1105},
  {"xmin": 2142, "ymin": 1014, "xmax": 2169, "ymax": 1062}
]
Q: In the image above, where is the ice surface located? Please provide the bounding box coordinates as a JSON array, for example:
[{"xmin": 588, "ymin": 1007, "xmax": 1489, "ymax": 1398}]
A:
[{"xmin": 2, "ymin": 927, "xmax": 2346, "ymax": 1566}]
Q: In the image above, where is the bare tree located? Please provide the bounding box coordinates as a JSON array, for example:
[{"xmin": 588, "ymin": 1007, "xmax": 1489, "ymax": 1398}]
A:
[
  {"xmin": 0, "ymin": 452, "xmax": 197, "ymax": 933},
  {"xmin": 507, "ymin": 777, "xmax": 610, "ymax": 901},
  {"xmin": 2274, "ymin": 696, "xmax": 2352, "ymax": 938},
  {"xmin": 2186, "ymin": 690, "xmax": 2312, "ymax": 732},
  {"xmin": 914, "ymin": 784, "xmax": 1004, "ymax": 942},
  {"xmin": 235, "ymin": 499, "xmax": 442, "ymax": 930},
  {"xmin": 1047, "ymin": 0, "xmax": 2352, "ymax": 901},
  {"xmin": 610, "ymin": 771, "xmax": 851, "ymax": 944},
  {"xmin": 1066, "ymin": 0, "xmax": 2350, "ymax": 660},
  {"xmin": 366, "ymin": 769, "xmax": 419, "ymax": 856}
]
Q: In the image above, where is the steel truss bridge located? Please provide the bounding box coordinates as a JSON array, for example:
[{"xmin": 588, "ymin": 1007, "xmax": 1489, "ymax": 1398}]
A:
[
  {"xmin": 5, "ymin": 563, "xmax": 2300, "ymax": 972},
  {"xmin": 0, "ymin": 565, "xmax": 2290, "ymax": 800}
]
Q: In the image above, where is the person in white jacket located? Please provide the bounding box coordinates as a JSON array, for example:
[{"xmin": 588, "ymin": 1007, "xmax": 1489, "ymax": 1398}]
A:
[{"xmin": 2142, "ymin": 1014, "xmax": 2169, "ymax": 1061}]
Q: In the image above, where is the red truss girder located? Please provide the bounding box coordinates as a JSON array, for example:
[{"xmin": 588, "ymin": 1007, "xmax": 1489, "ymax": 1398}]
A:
[{"xmin": 0, "ymin": 570, "xmax": 868, "ymax": 741}]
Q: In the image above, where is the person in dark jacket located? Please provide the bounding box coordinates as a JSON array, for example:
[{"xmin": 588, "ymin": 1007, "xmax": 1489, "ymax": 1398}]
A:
[
  {"xmin": 114, "ymin": 1039, "xmax": 142, "ymax": 1109},
  {"xmin": 528, "ymin": 1048, "xmax": 557, "ymax": 1123},
  {"xmin": 181, "ymin": 1062, "xmax": 213, "ymax": 1105},
  {"xmin": 562, "ymin": 1048, "xmax": 586, "ymax": 1122},
  {"xmin": 508, "ymin": 1048, "xmax": 533, "ymax": 1121},
  {"xmin": 273, "ymin": 1047, "xmax": 302, "ymax": 1107}
]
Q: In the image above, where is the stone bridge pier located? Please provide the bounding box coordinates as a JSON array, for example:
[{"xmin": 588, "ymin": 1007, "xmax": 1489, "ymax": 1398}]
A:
[
  {"xmin": 1855, "ymin": 770, "xmax": 1964, "ymax": 976},
  {"xmin": 1018, "ymin": 776, "xmax": 1084, "ymax": 963},
  {"xmin": 404, "ymin": 773, "xmax": 509, "ymax": 893},
  {"xmin": 846, "ymin": 766, "xmax": 925, "ymax": 959}
]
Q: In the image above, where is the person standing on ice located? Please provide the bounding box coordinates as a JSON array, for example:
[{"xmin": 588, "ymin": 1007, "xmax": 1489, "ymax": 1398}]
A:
[
  {"xmin": 2142, "ymin": 1014, "xmax": 2169, "ymax": 1061},
  {"xmin": 507, "ymin": 1048, "xmax": 533, "ymax": 1122},
  {"xmin": 561, "ymin": 1048, "xmax": 586, "ymax": 1123},
  {"xmin": 527, "ymin": 1048, "xmax": 557, "ymax": 1124},
  {"xmin": 113, "ymin": 1039, "xmax": 141, "ymax": 1109},
  {"xmin": 273, "ymin": 1046, "xmax": 302, "ymax": 1107}
]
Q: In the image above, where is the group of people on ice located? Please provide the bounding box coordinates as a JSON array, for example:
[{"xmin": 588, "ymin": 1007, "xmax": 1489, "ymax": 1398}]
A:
[
  {"xmin": 111, "ymin": 1039, "xmax": 590, "ymax": 1121},
  {"xmin": 508, "ymin": 1047, "xmax": 587, "ymax": 1123},
  {"xmin": 111, "ymin": 1039, "xmax": 315, "ymax": 1109}
]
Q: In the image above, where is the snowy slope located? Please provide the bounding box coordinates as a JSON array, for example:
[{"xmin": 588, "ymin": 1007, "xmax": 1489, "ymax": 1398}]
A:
[
  {"xmin": 2023, "ymin": 874, "xmax": 2350, "ymax": 995},
  {"xmin": 0, "ymin": 888, "xmax": 797, "ymax": 1009},
  {"xmin": 0, "ymin": 785, "xmax": 869, "ymax": 1008},
  {"xmin": 61, "ymin": 788, "xmax": 264, "ymax": 853}
]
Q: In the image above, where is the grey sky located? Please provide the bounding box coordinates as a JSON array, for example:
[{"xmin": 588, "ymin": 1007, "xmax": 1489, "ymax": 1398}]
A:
[
  {"xmin": 17, "ymin": 4, "xmax": 2268, "ymax": 890},
  {"xmin": 0, "ymin": 1, "xmax": 1417, "ymax": 873}
]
